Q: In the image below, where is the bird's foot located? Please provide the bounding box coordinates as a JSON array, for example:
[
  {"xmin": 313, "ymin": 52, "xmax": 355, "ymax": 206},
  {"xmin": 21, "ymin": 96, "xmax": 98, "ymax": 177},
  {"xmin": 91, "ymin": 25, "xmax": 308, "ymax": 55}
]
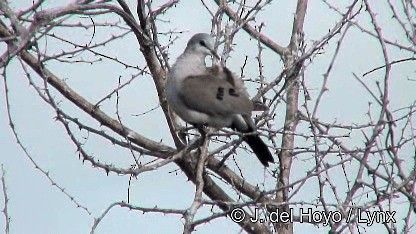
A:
[{"xmin": 192, "ymin": 124, "xmax": 209, "ymax": 138}]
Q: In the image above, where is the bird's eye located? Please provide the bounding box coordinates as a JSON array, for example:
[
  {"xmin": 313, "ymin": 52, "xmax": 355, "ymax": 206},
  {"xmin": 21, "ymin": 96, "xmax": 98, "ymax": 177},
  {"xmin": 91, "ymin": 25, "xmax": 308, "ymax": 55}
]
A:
[{"xmin": 199, "ymin": 40, "xmax": 206, "ymax": 47}]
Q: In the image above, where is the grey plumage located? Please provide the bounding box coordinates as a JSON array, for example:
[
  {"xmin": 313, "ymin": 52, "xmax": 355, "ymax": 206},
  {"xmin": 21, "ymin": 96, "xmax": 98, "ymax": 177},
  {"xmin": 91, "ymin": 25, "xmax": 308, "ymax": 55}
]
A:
[{"xmin": 166, "ymin": 33, "xmax": 274, "ymax": 166}]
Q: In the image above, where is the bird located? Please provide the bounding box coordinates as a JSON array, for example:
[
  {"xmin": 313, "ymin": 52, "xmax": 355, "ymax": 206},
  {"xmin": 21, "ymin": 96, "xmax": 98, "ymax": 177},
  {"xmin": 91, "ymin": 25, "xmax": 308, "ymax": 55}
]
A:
[{"xmin": 166, "ymin": 33, "xmax": 274, "ymax": 167}]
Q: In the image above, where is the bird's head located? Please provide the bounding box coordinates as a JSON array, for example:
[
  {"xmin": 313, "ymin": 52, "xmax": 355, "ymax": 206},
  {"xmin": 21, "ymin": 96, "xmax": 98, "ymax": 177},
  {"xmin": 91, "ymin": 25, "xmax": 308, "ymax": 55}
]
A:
[{"xmin": 185, "ymin": 33, "xmax": 220, "ymax": 59}]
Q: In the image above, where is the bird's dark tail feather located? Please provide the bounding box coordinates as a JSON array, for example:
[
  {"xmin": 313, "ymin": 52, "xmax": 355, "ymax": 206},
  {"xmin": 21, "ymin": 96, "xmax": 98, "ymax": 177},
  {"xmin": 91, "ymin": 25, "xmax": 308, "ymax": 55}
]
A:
[{"xmin": 243, "ymin": 135, "xmax": 274, "ymax": 167}]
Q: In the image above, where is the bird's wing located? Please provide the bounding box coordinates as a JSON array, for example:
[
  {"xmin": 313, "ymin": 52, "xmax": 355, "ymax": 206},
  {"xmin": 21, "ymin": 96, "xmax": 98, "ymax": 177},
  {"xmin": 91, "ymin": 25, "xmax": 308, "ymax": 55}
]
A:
[
  {"xmin": 179, "ymin": 74, "xmax": 253, "ymax": 117},
  {"xmin": 207, "ymin": 66, "xmax": 250, "ymax": 97}
]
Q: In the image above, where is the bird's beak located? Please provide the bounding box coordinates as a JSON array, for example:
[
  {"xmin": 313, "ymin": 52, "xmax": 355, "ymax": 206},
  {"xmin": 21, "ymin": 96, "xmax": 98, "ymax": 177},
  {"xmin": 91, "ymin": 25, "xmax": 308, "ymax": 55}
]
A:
[{"xmin": 209, "ymin": 48, "xmax": 220, "ymax": 60}]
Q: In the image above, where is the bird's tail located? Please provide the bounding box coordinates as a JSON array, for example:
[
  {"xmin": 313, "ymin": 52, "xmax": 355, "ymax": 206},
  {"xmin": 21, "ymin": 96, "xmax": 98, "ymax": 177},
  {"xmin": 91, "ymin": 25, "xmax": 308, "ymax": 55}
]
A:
[{"xmin": 243, "ymin": 135, "xmax": 274, "ymax": 167}]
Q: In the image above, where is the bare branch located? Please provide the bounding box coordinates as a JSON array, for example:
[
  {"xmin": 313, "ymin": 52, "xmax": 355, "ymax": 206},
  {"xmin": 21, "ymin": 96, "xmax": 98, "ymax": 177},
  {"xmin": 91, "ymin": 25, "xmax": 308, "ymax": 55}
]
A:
[{"xmin": 0, "ymin": 165, "xmax": 10, "ymax": 234}]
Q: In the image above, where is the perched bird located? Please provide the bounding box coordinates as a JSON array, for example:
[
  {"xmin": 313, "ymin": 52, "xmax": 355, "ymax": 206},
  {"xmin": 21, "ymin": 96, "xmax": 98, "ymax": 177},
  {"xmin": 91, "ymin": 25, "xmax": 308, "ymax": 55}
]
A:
[{"xmin": 166, "ymin": 33, "xmax": 274, "ymax": 166}]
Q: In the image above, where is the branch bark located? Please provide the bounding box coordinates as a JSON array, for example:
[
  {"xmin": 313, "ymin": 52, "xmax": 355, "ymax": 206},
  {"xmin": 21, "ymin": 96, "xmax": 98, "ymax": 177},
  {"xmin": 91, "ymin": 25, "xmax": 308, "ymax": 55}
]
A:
[{"xmin": 274, "ymin": 1, "xmax": 308, "ymax": 233}]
